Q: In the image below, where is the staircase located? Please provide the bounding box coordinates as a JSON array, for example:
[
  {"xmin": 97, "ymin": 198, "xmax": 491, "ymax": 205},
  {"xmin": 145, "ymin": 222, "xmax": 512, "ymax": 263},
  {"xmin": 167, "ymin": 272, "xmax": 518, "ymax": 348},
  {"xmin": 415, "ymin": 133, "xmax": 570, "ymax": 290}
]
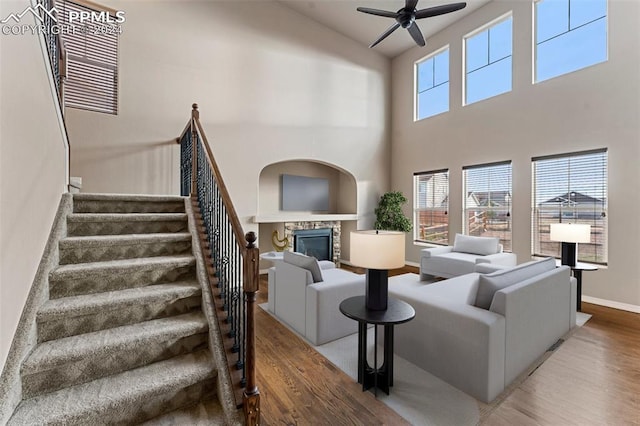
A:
[{"xmin": 7, "ymin": 193, "xmax": 231, "ymax": 425}]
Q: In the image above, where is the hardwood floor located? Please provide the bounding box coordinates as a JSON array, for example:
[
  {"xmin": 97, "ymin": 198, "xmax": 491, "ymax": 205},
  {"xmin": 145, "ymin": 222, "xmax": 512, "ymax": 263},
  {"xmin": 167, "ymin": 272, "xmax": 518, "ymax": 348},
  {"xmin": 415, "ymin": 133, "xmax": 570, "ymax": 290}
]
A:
[{"xmin": 254, "ymin": 266, "xmax": 640, "ymax": 425}]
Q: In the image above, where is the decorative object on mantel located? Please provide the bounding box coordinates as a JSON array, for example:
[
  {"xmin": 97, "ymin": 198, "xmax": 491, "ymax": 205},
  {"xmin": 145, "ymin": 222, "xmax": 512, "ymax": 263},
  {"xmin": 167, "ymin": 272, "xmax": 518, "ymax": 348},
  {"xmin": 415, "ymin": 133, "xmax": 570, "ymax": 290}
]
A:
[
  {"xmin": 550, "ymin": 223, "xmax": 591, "ymax": 266},
  {"xmin": 374, "ymin": 191, "xmax": 412, "ymax": 233},
  {"xmin": 271, "ymin": 230, "xmax": 289, "ymax": 252},
  {"xmin": 350, "ymin": 230, "xmax": 406, "ymax": 310}
]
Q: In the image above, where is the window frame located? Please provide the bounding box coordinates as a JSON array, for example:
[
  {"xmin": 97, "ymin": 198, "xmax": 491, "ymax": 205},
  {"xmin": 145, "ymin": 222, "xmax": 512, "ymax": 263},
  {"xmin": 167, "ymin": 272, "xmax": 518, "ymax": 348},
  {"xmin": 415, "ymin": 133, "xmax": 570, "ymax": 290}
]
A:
[
  {"xmin": 531, "ymin": 148, "xmax": 608, "ymax": 265},
  {"xmin": 533, "ymin": 0, "xmax": 608, "ymax": 84},
  {"xmin": 414, "ymin": 45, "xmax": 450, "ymax": 121},
  {"xmin": 462, "ymin": 12, "xmax": 513, "ymax": 106},
  {"xmin": 462, "ymin": 160, "xmax": 513, "ymax": 252},
  {"xmin": 59, "ymin": 0, "xmax": 121, "ymax": 115},
  {"xmin": 413, "ymin": 169, "xmax": 450, "ymax": 245}
]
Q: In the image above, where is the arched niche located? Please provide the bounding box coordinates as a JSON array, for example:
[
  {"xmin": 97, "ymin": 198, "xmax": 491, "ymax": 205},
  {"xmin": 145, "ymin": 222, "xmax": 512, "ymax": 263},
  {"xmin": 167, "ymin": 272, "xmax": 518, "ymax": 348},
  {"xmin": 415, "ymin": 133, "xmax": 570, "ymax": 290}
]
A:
[{"xmin": 257, "ymin": 159, "xmax": 357, "ymax": 217}]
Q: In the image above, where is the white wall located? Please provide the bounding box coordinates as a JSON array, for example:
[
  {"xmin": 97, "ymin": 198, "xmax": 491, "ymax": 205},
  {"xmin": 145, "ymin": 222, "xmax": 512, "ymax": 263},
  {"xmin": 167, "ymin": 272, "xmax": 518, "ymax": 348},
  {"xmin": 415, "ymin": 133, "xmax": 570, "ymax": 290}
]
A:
[
  {"xmin": 65, "ymin": 0, "xmax": 392, "ymax": 257},
  {"xmin": 391, "ymin": 1, "xmax": 640, "ymax": 306},
  {"xmin": 0, "ymin": 1, "xmax": 68, "ymax": 369}
]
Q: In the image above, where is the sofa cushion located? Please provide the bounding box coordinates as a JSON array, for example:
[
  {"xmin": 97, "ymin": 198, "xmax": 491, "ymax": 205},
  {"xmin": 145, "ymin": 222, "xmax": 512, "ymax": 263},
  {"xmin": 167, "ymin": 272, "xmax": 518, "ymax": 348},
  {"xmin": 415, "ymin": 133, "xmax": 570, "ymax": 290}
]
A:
[
  {"xmin": 474, "ymin": 257, "xmax": 556, "ymax": 309},
  {"xmin": 453, "ymin": 234, "xmax": 500, "ymax": 256},
  {"xmin": 283, "ymin": 250, "xmax": 323, "ymax": 283}
]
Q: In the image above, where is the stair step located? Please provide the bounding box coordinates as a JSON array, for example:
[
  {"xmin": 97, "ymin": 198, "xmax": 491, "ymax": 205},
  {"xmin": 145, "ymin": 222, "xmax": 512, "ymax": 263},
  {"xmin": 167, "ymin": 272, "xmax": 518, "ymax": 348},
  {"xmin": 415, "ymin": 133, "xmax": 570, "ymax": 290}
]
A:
[
  {"xmin": 22, "ymin": 312, "xmax": 210, "ymax": 398},
  {"xmin": 67, "ymin": 213, "xmax": 188, "ymax": 236},
  {"xmin": 49, "ymin": 255, "xmax": 196, "ymax": 298},
  {"xmin": 8, "ymin": 350, "xmax": 216, "ymax": 426},
  {"xmin": 59, "ymin": 233, "xmax": 192, "ymax": 264},
  {"xmin": 73, "ymin": 193, "xmax": 185, "ymax": 214},
  {"xmin": 140, "ymin": 399, "xmax": 225, "ymax": 425},
  {"xmin": 37, "ymin": 281, "xmax": 202, "ymax": 342}
]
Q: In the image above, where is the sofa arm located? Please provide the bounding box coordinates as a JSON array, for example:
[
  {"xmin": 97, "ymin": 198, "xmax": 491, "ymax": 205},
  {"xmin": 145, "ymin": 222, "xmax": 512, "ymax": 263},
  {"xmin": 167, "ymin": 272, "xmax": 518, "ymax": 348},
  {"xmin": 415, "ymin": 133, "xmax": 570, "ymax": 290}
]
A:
[
  {"xmin": 318, "ymin": 260, "xmax": 336, "ymax": 270},
  {"xmin": 421, "ymin": 246, "xmax": 453, "ymax": 258},
  {"xmin": 476, "ymin": 252, "xmax": 517, "ymax": 266},
  {"xmin": 305, "ymin": 277, "xmax": 365, "ymax": 345},
  {"xmin": 392, "ymin": 296, "xmax": 506, "ymax": 403}
]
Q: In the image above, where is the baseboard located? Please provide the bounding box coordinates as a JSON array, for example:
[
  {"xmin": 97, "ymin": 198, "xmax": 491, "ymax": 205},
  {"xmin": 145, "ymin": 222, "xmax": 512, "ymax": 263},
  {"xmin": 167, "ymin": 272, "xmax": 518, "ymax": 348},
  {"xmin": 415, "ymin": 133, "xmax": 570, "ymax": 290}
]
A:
[
  {"xmin": 0, "ymin": 193, "xmax": 72, "ymax": 424},
  {"xmin": 582, "ymin": 296, "xmax": 640, "ymax": 314}
]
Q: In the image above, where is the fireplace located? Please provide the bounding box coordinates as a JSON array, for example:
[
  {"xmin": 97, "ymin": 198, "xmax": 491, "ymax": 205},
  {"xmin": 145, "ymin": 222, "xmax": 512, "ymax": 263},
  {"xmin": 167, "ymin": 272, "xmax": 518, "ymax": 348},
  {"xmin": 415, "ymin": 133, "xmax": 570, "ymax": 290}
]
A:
[{"xmin": 293, "ymin": 228, "xmax": 333, "ymax": 261}]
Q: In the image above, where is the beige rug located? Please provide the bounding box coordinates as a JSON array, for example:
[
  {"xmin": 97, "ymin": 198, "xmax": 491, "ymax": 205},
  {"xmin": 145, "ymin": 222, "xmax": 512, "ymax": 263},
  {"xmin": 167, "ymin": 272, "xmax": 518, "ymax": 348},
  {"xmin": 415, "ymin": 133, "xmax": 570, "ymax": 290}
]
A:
[{"xmin": 258, "ymin": 304, "xmax": 590, "ymax": 425}]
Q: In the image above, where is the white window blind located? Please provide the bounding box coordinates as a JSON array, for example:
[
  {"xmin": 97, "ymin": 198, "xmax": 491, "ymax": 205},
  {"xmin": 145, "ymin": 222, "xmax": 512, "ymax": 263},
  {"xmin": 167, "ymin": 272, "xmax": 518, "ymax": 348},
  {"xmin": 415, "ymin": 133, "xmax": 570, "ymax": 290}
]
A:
[
  {"xmin": 59, "ymin": 0, "xmax": 119, "ymax": 114},
  {"xmin": 414, "ymin": 170, "xmax": 449, "ymax": 245},
  {"xmin": 532, "ymin": 149, "xmax": 607, "ymax": 264},
  {"xmin": 463, "ymin": 161, "xmax": 512, "ymax": 252}
]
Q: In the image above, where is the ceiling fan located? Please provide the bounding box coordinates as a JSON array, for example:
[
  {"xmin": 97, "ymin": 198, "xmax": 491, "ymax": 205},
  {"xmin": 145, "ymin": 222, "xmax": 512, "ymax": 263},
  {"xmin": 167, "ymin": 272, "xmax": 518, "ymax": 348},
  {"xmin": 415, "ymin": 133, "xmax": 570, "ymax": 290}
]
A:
[{"xmin": 357, "ymin": 1, "xmax": 467, "ymax": 48}]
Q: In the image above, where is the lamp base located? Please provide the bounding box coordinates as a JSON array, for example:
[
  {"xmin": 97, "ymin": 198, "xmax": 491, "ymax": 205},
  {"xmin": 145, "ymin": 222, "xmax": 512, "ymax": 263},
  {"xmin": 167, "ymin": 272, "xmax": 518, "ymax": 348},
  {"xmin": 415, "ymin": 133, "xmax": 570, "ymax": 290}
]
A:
[
  {"xmin": 560, "ymin": 242, "xmax": 577, "ymax": 267},
  {"xmin": 365, "ymin": 269, "xmax": 388, "ymax": 311}
]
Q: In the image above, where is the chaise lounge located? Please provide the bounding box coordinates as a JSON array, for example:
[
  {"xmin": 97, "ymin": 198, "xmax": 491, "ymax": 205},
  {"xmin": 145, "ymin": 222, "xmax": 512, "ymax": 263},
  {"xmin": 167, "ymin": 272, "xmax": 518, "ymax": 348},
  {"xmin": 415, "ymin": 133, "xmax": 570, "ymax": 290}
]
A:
[{"xmin": 420, "ymin": 233, "xmax": 517, "ymax": 280}]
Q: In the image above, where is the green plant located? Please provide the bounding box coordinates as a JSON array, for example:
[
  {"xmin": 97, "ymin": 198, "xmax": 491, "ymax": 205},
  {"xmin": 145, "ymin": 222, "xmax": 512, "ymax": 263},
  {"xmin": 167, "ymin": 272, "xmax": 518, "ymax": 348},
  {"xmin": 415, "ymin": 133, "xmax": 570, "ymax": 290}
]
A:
[{"xmin": 374, "ymin": 191, "xmax": 413, "ymax": 232}]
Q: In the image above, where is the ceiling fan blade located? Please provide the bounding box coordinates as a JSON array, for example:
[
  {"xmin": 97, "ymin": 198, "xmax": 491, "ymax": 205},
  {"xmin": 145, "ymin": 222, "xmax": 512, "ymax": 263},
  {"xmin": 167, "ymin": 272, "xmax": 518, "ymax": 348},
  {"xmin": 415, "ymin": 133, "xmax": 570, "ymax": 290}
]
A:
[
  {"xmin": 415, "ymin": 2, "xmax": 467, "ymax": 19},
  {"xmin": 370, "ymin": 22, "xmax": 401, "ymax": 48},
  {"xmin": 356, "ymin": 7, "xmax": 399, "ymax": 19},
  {"xmin": 407, "ymin": 22, "xmax": 426, "ymax": 46},
  {"xmin": 405, "ymin": 0, "xmax": 419, "ymax": 11}
]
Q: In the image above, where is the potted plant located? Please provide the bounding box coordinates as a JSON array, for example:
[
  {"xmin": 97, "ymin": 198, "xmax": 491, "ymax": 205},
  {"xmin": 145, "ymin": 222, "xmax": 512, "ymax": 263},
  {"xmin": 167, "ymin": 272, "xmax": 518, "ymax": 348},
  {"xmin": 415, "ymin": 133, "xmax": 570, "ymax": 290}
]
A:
[{"xmin": 374, "ymin": 191, "xmax": 412, "ymax": 232}]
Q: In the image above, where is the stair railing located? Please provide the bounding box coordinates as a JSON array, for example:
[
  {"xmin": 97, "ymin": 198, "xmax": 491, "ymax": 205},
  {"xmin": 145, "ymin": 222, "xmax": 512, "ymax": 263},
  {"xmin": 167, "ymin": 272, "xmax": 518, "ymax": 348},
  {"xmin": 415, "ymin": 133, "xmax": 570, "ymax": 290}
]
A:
[
  {"xmin": 178, "ymin": 104, "xmax": 260, "ymax": 425},
  {"xmin": 36, "ymin": 0, "xmax": 67, "ymax": 107}
]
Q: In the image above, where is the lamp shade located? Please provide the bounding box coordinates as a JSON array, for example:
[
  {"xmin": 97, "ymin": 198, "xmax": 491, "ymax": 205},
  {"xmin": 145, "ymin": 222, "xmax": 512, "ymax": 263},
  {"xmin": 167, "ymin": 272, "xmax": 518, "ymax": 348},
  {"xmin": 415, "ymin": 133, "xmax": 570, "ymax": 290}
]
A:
[
  {"xmin": 350, "ymin": 230, "xmax": 405, "ymax": 270},
  {"xmin": 549, "ymin": 223, "xmax": 591, "ymax": 243}
]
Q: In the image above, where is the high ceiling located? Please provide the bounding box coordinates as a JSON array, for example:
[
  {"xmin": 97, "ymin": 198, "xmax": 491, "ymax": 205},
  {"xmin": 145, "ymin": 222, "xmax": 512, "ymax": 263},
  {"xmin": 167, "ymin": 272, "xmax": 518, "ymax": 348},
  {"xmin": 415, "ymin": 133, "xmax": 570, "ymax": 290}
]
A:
[{"xmin": 277, "ymin": 0, "xmax": 492, "ymax": 58}]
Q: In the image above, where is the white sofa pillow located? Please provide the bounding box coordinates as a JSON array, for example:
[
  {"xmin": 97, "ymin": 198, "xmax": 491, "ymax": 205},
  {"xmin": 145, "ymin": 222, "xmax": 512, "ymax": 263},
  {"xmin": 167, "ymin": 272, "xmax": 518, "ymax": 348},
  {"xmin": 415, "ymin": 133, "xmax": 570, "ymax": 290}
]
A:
[
  {"xmin": 474, "ymin": 257, "xmax": 556, "ymax": 309},
  {"xmin": 452, "ymin": 234, "xmax": 500, "ymax": 256},
  {"xmin": 283, "ymin": 250, "xmax": 323, "ymax": 283}
]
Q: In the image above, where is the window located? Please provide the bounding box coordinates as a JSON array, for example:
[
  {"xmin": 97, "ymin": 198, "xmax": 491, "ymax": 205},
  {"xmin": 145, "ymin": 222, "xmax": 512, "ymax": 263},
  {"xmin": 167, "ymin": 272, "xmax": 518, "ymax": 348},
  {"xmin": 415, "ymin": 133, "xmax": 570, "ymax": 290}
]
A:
[
  {"xmin": 463, "ymin": 161, "xmax": 512, "ymax": 251},
  {"xmin": 415, "ymin": 47, "xmax": 449, "ymax": 120},
  {"xmin": 535, "ymin": 0, "xmax": 607, "ymax": 83},
  {"xmin": 464, "ymin": 14, "xmax": 513, "ymax": 105},
  {"xmin": 532, "ymin": 149, "xmax": 607, "ymax": 264},
  {"xmin": 414, "ymin": 170, "xmax": 449, "ymax": 245},
  {"xmin": 59, "ymin": 1, "xmax": 121, "ymax": 114}
]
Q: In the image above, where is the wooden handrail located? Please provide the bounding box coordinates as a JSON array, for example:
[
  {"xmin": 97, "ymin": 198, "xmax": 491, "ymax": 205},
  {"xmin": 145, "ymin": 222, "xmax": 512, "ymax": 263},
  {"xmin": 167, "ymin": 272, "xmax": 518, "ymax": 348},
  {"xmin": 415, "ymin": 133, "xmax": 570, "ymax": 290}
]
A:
[
  {"xmin": 178, "ymin": 104, "xmax": 260, "ymax": 425},
  {"xmin": 191, "ymin": 106, "xmax": 247, "ymax": 249}
]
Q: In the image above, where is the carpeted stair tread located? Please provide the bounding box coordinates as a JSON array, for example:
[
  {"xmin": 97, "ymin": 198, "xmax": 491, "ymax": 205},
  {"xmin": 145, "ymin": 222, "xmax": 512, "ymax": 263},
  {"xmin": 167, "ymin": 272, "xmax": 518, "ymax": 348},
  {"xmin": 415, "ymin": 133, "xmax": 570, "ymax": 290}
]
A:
[
  {"xmin": 67, "ymin": 213, "xmax": 188, "ymax": 223},
  {"xmin": 50, "ymin": 255, "xmax": 195, "ymax": 279},
  {"xmin": 73, "ymin": 193, "xmax": 185, "ymax": 203},
  {"xmin": 59, "ymin": 233, "xmax": 193, "ymax": 264},
  {"xmin": 23, "ymin": 312, "xmax": 209, "ymax": 376},
  {"xmin": 60, "ymin": 232, "xmax": 192, "ymax": 248},
  {"xmin": 38, "ymin": 281, "xmax": 201, "ymax": 322},
  {"xmin": 139, "ymin": 399, "xmax": 225, "ymax": 425},
  {"xmin": 8, "ymin": 350, "xmax": 216, "ymax": 426}
]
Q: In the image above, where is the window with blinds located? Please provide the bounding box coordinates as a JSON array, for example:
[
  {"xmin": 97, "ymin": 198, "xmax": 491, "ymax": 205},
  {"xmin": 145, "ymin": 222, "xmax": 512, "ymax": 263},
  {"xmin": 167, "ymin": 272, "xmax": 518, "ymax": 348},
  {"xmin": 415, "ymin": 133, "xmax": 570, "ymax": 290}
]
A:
[
  {"xmin": 463, "ymin": 161, "xmax": 512, "ymax": 252},
  {"xmin": 532, "ymin": 149, "xmax": 608, "ymax": 264},
  {"xmin": 414, "ymin": 170, "xmax": 449, "ymax": 245},
  {"xmin": 59, "ymin": 0, "xmax": 120, "ymax": 114}
]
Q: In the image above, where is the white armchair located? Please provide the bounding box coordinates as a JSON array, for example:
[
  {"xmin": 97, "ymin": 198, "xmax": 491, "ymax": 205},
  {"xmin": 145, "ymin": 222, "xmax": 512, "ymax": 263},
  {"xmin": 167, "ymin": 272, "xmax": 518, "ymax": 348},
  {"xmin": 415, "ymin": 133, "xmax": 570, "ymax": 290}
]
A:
[{"xmin": 420, "ymin": 234, "xmax": 517, "ymax": 280}]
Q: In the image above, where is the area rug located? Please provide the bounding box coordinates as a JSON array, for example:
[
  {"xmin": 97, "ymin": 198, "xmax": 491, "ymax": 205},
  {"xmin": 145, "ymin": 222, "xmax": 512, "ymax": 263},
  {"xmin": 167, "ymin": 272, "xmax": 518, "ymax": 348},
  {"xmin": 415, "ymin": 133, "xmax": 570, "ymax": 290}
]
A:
[{"xmin": 258, "ymin": 303, "xmax": 591, "ymax": 425}]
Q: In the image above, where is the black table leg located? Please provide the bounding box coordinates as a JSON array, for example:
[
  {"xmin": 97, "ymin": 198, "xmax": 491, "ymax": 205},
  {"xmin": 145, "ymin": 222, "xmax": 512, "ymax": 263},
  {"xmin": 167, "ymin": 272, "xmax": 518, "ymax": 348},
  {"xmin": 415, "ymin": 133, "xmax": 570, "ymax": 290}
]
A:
[
  {"xmin": 384, "ymin": 325, "xmax": 394, "ymax": 387},
  {"xmin": 357, "ymin": 321, "xmax": 366, "ymax": 385},
  {"xmin": 574, "ymin": 269, "xmax": 583, "ymax": 312}
]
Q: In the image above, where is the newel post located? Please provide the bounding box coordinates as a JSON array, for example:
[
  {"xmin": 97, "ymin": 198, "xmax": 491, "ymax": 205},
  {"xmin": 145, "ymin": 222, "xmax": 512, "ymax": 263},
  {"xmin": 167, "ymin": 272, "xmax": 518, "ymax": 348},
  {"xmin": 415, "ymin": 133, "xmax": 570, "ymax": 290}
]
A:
[
  {"xmin": 243, "ymin": 231, "xmax": 260, "ymax": 426},
  {"xmin": 190, "ymin": 103, "xmax": 199, "ymax": 195}
]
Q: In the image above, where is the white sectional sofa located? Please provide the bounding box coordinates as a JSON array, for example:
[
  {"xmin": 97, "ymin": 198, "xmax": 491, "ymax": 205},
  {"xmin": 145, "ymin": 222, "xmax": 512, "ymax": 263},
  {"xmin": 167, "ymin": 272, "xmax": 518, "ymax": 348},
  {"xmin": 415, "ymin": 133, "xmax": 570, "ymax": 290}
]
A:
[
  {"xmin": 389, "ymin": 257, "xmax": 577, "ymax": 403},
  {"xmin": 267, "ymin": 251, "xmax": 365, "ymax": 345},
  {"xmin": 420, "ymin": 233, "xmax": 517, "ymax": 280}
]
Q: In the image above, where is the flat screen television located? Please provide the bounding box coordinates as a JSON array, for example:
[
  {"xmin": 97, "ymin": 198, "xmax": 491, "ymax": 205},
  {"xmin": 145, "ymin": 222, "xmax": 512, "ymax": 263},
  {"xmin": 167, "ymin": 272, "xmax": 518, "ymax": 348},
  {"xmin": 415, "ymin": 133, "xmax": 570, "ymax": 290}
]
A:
[{"xmin": 281, "ymin": 174, "xmax": 329, "ymax": 211}]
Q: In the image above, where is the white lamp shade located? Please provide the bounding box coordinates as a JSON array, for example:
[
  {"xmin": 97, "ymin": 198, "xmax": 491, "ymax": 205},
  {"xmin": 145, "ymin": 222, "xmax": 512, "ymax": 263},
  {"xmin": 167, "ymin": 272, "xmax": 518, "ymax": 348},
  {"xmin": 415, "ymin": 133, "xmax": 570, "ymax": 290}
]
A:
[
  {"xmin": 350, "ymin": 230, "xmax": 405, "ymax": 270},
  {"xmin": 549, "ymin": 223, "xmax": 591, "ymax": 243}
]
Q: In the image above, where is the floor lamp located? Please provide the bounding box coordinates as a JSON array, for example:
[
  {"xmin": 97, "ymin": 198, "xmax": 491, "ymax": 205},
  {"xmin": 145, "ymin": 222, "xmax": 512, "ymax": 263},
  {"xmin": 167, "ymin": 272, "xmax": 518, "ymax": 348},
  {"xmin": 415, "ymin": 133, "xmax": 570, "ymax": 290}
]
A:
[
  {"xmin": 550, "ymin": 223, "xmax": 591, "ymax": 267},
  {"xmin": 350, "ymin": 230, "xmax": 405, "ymax": 311}
]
